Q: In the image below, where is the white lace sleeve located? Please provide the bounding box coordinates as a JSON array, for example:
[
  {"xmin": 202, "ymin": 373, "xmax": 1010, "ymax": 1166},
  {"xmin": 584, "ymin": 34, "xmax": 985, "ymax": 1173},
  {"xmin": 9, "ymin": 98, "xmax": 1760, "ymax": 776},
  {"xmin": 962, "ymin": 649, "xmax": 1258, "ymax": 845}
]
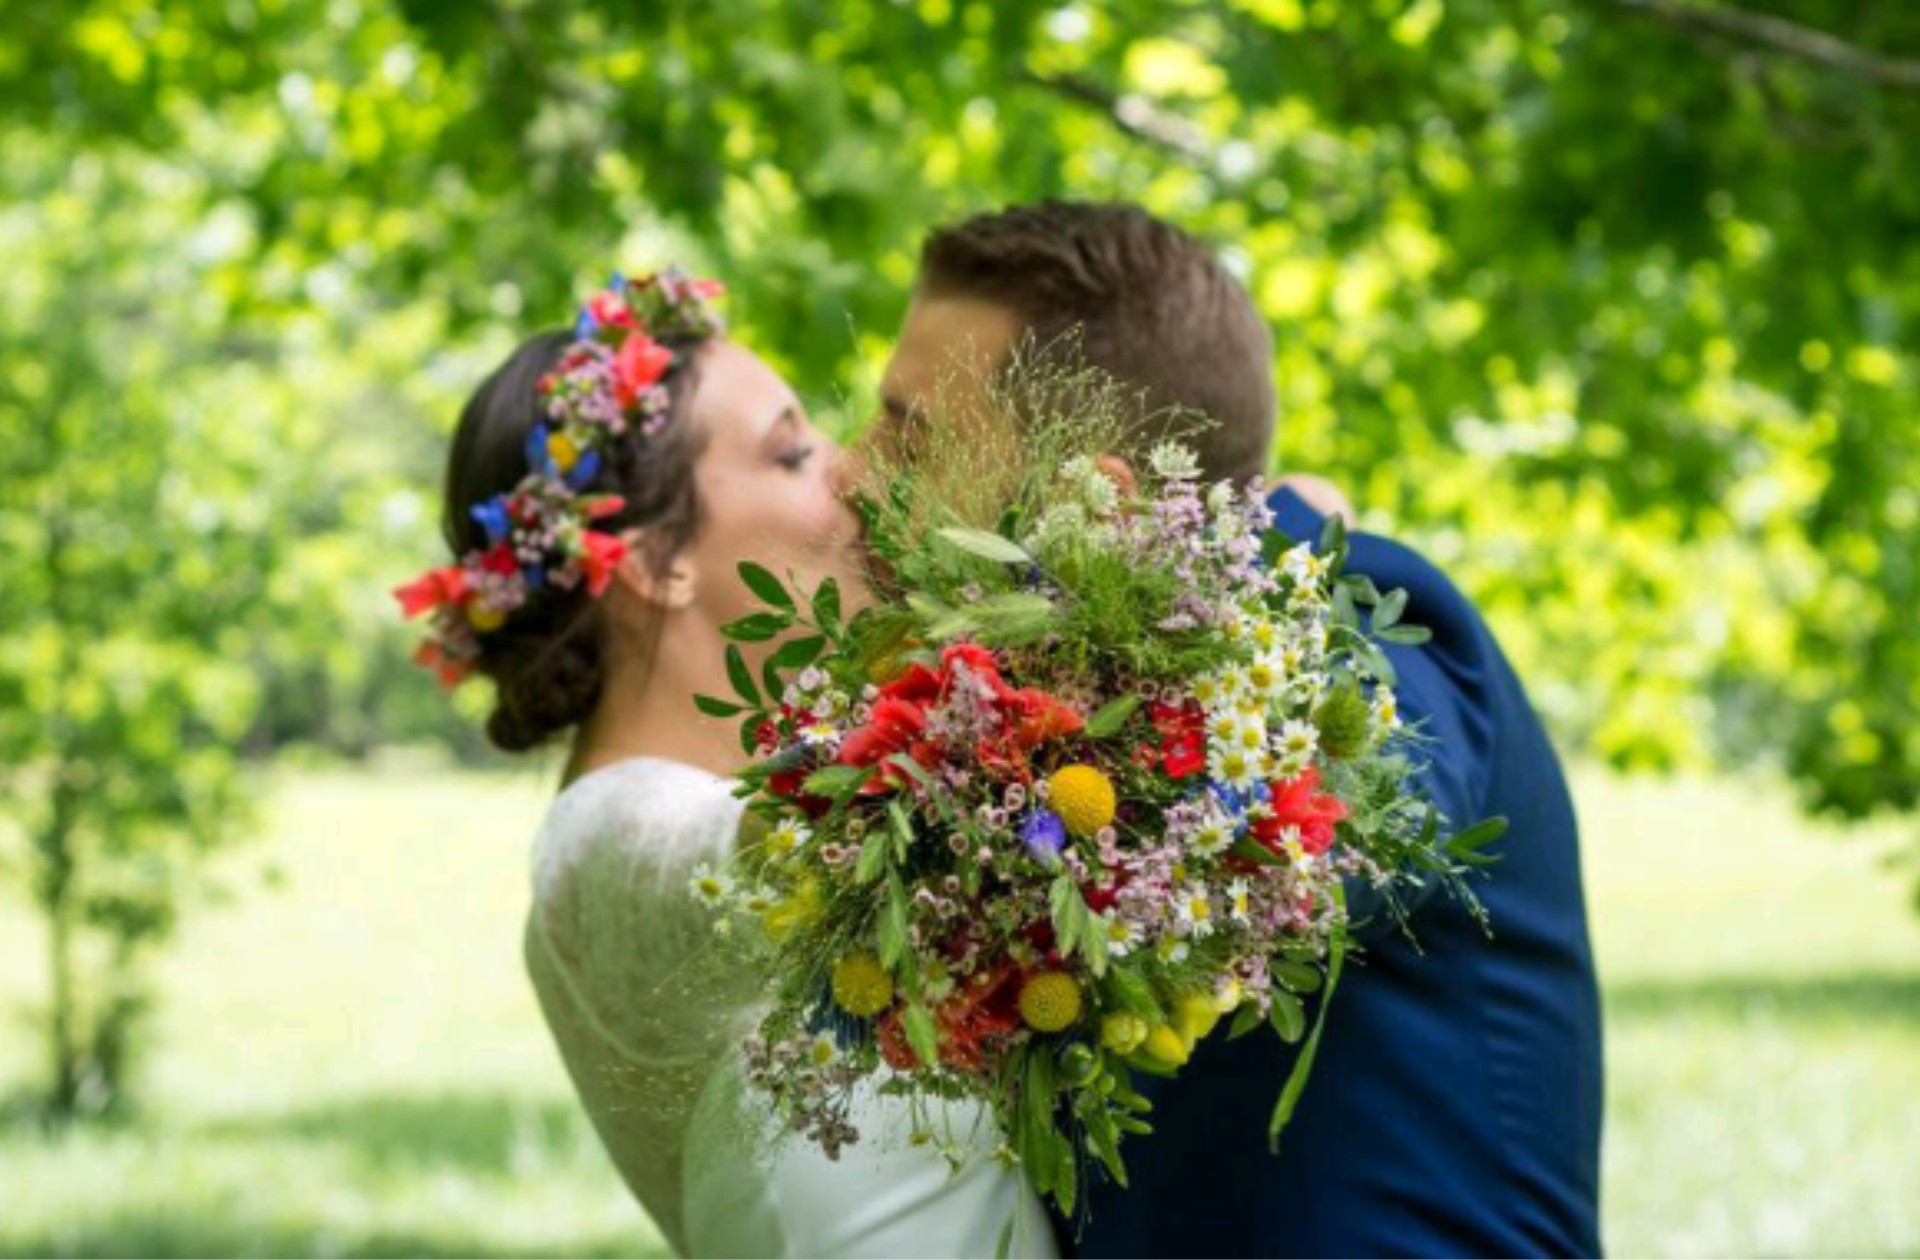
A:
[{"xmin": 523, "ymin": 759, "xmax": 764, "ymax": 1252}]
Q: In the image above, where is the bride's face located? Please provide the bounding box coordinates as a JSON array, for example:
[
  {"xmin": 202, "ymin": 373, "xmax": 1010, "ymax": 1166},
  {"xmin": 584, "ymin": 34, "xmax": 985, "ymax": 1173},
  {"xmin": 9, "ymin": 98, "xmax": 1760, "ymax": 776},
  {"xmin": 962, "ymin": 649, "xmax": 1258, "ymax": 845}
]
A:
[{"xmin": 671, "ymin": 340, "xmax": 867, "ymax": 629}]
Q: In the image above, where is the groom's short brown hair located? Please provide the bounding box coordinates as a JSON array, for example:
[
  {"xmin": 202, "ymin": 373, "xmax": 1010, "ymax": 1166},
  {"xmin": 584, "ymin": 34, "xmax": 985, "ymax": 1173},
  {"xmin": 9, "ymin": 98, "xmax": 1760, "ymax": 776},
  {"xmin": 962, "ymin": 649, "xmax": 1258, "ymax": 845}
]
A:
[{"xmin": 917, "ymin": 201, "xmax": 1275, "ymax": 483}]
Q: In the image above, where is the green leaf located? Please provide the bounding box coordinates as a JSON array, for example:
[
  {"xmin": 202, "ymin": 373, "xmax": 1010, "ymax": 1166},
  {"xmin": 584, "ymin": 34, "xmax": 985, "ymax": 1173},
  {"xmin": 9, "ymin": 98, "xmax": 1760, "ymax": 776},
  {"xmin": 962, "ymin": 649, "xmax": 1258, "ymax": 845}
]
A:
[
  {"xmin": 802, "ymin": 764, "xmax": 870, "ymax": 800},
  {"xmin": 1084, "ymin": 694, "xmax": 1143, "ymax": 740},
  {"xmin": 1226, "ymin": 1001, "xmax": 1266, "ymax": 1041},
  {"xmin": 721, "ymin": 611, "xmax": 791, "ymax": 642},
  {"xmin": 770, "ymin": 634, "xmax": 828, "ymax": 671},
  {"xmin": 1447, "ymin": 815, "xmax": 1510, "ymax": 867},
  {"xmin": 854, "ymin": 831, "xmax": 889, "ymax": 885},
  {"xmin": 880, "ymin": 875, "xmax": 911, "ymax": 968},
  {"xmin": 725, "ymin": 645, "xmax": 760, "ymax": 706},
  {"xmin": 903, "ymin": 1002, "xmax": 939, "ymax": 1068},
  {"xmin": 1332, "ymin": 582, "xmax": 1359, "ymax": 630},
  {"xmin": 693, "ymin": 693, "xmax": 746, "ymax": 718},
  {"xmin": 1317, "ymin": 511, "xmax": 1348, "ymax": 561},
  {"xmin": 1270, "ymin": 886, "xmax": 1349, "ymax": 1152},
  {"xmin": 1377, "ymin": 624, "xmax": 1433, "ymax": 646},
  {"xmin": 737, "ymin": 561, "xmax": 795, "ymax": 611},
  {"xmin": 1272, "ymin": 961, "xmax": 1323, "ymax": 994},
  {"xmin": 1374, "ymin": 587, "xmax": 1408, "ymax": 630},
  {"xmin": 888, "ymin": 799, "xmax": 915, "ymax": 862},
  {"xmin": 935, "ymin": 526, "xmax": 1033, "ymax": 565},
  {"xmin": 812, "ymin": 578, "xmax": 842, "ymax": 638},
  {"xmin": 1268, "ymin": 989, "xmax": 1306, "ymax": 1043}
]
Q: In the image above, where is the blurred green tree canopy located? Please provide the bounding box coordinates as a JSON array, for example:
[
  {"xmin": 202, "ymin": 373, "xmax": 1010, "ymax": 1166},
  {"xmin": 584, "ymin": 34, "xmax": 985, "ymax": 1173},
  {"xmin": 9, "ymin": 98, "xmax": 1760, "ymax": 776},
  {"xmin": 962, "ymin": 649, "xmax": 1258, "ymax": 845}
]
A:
[{"xmin": 4, "ymin": 0, "xmax": 1916, "ymax": 827}]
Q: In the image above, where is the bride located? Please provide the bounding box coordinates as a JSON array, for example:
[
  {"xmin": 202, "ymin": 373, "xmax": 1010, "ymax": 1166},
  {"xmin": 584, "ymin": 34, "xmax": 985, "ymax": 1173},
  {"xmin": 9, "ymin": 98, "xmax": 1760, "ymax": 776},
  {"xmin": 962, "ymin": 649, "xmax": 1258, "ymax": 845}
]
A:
[{"xmin": 398, "ymin": 271, "xmax": 1057, "ymax": 1258}]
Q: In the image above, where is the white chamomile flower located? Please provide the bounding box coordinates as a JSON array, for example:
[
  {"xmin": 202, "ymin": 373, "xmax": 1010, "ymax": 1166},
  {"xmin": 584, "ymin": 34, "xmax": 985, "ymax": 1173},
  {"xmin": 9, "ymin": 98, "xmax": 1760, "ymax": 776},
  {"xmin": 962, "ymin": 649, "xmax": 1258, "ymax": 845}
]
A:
[
  {"xmin": 1235, "ymin": 719, "xmax": 1268, "ymax": 754},
  {"xmin": 1373, "ymin": 687, "xmax": 1402, "ymax": 733},
  {"xmin": 688, "ymin": 863, "xmax": 734, "ymax": 909},
  {"xmin": 1250, "ymin": 619, "xmax": 1281, "ymax": 651},
  {"xmin": 766, "ymin": 818, "xmax": 812, "ymax": 857},
  {"xmin": 1226, "ymin": 877, "xmax": 1253, "ymax": 925},
  {"xmin": 806, "ymin": 1032, "xmax": 841, "ymax": 1068},
  {"xmin": 1282, "ymin": 543, "xmax": 1329, "ymax": 584},
  {"xmin": 1149, "ymin": 441, "xmax": 1201, "ymax": 482},
  {"xmin": 1233, "ymin": 686, "xmax": 1267, "ymax": 717},
  {"xmin": 1192, "ymin": 674, "xmax": 1223, "ymax": 707},
  {"xmin": 1208, "ymin": 709, "xmax": 1242, "ymax": 745},
  {"xmin": 1206, "ymin": 481, "xmax": 1237, "ymax": 517},
  {"xmin": 1217, "ymin": 665, "xmax": 1252, "ymax": 701},
  {"xmin": 1246, "ymin": 654, "xmax": 1285, "ymax": 698},
  {"xmin": 1101, "ymin": 913, "xmax": 1145, "ymax": 958},
  {"xmin": 799, "ymin": 718, "xmax": 841, "ymax": 746},
  {"xmin": 1190, "ymin": 812, "xmax": 1235, "ymax": 859},
  {"xmin": 1175, "ymin": 883, "xmax": 1216, "ymax": 939},
  {"xmin": 1270, "ymin": 824, "xmax": 1315, "ymax": 873},
  {"xmin": 1157, "ymin": 935, "xmax": 1192, "ymax": 964},
  {"xmin": 742, "ymin": 885, "xmax": 778, "ymax": 915},
  {"xmin": 1209, "ymin": 746, "xmax": 1262, "ymax": 791},
  {"xmin": 1275, "ymin": 719, "xmax": 1319, "ymax": 762}
]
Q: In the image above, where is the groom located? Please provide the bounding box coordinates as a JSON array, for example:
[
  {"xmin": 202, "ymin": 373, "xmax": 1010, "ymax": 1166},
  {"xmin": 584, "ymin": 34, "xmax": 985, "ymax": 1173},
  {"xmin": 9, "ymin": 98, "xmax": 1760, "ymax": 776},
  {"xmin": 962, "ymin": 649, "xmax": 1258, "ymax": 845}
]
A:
[{"xmin": 881, "ymin": 201, "xmax": 1605, "ymax": 1257}]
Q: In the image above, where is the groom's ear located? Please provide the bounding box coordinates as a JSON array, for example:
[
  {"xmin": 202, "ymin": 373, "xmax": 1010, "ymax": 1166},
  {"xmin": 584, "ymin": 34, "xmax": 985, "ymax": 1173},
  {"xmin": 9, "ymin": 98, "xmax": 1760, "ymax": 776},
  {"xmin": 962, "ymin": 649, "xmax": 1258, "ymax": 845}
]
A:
[{"xmin": 1095, "ymin": 454, "xmax": 1139, "ymax": 499}]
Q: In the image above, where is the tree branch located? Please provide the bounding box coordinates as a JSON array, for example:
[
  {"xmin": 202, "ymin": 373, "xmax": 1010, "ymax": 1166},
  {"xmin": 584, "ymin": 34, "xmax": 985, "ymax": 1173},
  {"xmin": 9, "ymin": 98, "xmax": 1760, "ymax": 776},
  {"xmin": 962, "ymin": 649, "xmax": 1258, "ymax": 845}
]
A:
[
  {"xmin": 1016, "ymin": 70, "xmax": 1214, "ymax": 165},
  {"xmin": 1596, "ymin": 0, "xmax": 1920, "ymax": 92}
]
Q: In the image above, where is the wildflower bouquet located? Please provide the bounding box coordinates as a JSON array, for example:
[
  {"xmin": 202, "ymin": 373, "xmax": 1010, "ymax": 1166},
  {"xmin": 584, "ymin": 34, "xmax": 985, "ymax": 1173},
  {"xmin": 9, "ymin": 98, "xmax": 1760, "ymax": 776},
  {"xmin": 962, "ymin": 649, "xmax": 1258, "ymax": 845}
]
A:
[{"xmin": 694, "ymin": 388, "xmax": 1502, "ymax": 1213}]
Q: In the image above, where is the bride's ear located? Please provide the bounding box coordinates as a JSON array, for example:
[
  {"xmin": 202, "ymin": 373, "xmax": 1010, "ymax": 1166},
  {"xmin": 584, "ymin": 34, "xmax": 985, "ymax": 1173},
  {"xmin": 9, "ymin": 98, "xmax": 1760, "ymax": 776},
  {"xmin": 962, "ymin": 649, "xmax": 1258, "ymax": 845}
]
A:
[{"xmin": 612, "ymin": 535, "xmax": 698, "ymax": 611}]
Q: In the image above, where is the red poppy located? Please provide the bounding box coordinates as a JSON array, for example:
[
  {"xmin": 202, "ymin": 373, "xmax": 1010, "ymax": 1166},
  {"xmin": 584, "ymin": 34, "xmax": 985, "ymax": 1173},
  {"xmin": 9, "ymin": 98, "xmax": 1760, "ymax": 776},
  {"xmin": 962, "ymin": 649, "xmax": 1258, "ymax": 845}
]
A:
[
  {"xmin": 839, "ymin": 697, "xmax": 930, "ymax": 770},
  {"xmin": 393, "ymin": 566, "xmax": 468, "ymax": 619},
  {"xmin": 413, "ymin": 641, "xmax": 473, "ymax": 691},
  {"xmin": 612, "ymin": 334, "xmax": 674, "ymax": 408},
  {"xmin": 1252, "ymin": 765, "xmax": 1349, "ymax": 856},
  {"xmin": 1004, "ymin": 687, "xmax": 1084, "ymax": 749},
  {"xmin": 578, "ymin": 531, "xmax": 629, "ymax": 597},
  {"xmin": 586, "ymin": 290, "xmax": 637, "ymax": 329}
]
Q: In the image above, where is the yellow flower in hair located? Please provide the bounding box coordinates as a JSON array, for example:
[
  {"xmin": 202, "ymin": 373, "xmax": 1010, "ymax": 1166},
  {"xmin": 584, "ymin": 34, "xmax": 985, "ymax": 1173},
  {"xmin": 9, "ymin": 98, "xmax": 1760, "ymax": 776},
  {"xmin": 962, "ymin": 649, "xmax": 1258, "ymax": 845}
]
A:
[
  {"xmin": 1018, "ymin": 971, "xmax": 1084, "ymax": 1032},
  {"xmin": 831, "ymin": 952, "xmax": 894, "ymax": 1018},
  {"xmin": 548, "ymin": 431, "xmax": 582, "ymax": 472},
  {"xmin": 467, "ymin": 603, "xmax": 506, "ymax": 632},
  {"xmin": 1047, "ymin": 765, "xmax": 1116, "ymax": 838}
]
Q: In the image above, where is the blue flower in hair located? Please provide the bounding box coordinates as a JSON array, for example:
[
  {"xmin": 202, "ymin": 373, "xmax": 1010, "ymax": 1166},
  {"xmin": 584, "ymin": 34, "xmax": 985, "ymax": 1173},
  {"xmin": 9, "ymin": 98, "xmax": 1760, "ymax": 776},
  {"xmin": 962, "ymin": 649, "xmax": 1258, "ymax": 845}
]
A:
[
  {"xmin": 563, "ymin": 449, "xmax": 603, "ymax": 490},
  {"xmin": 524, "ymin": 422, "xmax": 557, "ymax": 478},
  {"xmin": 470, "ymin": 496, "xmax": 512, "ymax": 545}
]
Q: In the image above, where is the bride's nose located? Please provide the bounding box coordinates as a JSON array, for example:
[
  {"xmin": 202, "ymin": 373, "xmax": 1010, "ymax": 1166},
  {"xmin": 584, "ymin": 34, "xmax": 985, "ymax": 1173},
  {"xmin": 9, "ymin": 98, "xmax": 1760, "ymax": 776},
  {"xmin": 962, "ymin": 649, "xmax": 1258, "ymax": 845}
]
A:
[{"xmin": 827, "ymin": 439, "xmax": 866, "ymax": 503}]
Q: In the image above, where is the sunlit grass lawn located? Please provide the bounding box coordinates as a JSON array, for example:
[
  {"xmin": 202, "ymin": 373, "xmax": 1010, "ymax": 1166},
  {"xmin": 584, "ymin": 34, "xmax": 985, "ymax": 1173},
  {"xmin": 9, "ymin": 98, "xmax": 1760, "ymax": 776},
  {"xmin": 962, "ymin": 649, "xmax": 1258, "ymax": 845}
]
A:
[{"xmin": 2, "ymin": 760, "xmax": 1917, "ymax": 1257}]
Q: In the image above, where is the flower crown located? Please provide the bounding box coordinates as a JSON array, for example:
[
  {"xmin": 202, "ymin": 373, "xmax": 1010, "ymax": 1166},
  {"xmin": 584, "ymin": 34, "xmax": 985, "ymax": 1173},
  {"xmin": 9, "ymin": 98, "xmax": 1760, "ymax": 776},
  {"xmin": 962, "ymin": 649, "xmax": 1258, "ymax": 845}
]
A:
[{"xmin": 395, "ymin": 268, "xmax": 726, "ymax": 689}]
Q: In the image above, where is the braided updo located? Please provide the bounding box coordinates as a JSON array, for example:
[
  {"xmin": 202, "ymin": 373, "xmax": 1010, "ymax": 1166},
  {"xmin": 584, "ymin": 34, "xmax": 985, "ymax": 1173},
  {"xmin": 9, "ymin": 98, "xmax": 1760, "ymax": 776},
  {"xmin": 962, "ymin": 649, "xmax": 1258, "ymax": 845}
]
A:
[{"xmin": 442, "ymin": 329, "xmax": 711, "ymax": 752}]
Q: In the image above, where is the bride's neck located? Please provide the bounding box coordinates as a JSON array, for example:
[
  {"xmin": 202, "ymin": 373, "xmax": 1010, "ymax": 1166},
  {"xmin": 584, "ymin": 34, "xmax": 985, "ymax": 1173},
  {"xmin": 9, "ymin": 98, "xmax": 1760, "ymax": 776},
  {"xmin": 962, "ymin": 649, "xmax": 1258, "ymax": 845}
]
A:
[{"xmin": 567, "ymin": 618, "xmax": 745, "ymax": 783}]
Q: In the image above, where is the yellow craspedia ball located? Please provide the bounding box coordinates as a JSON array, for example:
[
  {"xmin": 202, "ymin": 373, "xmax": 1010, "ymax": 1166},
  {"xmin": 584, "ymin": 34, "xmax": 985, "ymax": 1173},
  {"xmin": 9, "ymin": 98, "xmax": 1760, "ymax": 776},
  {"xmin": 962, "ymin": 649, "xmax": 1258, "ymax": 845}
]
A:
[
  {"xmin": 831, "ymin": 952, "xmax": 894, "ymax": 1018},
  {"xmin": 1046, "ymin": 765, "xmax": 1117, "ymax": 838},
  {"xmin": 1018, "ymin": 971, "xmax": 1084, "ymax": 1033},
  {"xmin": 548, "ymin": 432, "xmax": 581, "ymax": 471},
  {"xmin": 467, "ymin": 603, "xmax": 506, "ymax": 632},
  {"xmin": 1100, "ymin": 1012, "xmax": 1149, "ymax": 1054}
]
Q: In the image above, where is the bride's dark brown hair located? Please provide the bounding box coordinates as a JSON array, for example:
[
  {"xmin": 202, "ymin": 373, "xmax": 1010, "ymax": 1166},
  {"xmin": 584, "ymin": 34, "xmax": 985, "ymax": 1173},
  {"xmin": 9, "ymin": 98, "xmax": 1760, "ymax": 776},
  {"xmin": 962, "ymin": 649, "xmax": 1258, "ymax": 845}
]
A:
[{"xmin": 442, "ymin": 329, "xmax": 712, "ymax": 752}]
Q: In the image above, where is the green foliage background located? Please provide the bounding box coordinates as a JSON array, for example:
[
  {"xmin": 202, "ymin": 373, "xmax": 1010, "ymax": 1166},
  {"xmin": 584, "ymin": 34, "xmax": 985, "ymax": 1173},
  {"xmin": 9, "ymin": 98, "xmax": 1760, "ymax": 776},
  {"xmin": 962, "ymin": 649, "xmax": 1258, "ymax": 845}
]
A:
[{"xmin": 3, "ymin": 0, "xmax": 1917, "ymax": 1027}]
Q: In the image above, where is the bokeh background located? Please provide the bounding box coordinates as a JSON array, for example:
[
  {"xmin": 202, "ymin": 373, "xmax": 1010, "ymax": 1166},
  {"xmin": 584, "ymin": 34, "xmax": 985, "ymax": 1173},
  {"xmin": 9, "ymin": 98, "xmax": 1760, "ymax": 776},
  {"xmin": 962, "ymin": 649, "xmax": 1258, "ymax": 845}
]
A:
[{"xmin": 3, "ymin": 1, "xmax": 1918, "ymax": 1255}]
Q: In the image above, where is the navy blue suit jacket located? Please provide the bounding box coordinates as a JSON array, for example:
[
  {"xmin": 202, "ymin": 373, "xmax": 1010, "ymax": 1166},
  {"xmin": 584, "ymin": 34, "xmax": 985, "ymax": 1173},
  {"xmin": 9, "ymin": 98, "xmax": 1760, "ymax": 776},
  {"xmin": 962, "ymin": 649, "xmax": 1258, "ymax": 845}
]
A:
[{"xmin": 1066, "ymin": 488, "xmax": 1604, "ymax": 1258}]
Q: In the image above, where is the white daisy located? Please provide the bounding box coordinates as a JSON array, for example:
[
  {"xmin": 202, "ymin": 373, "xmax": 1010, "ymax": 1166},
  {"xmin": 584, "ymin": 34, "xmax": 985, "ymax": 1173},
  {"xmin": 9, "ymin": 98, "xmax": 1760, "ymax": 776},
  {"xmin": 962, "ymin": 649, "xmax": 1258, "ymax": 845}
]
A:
[
  {"xmin": 687, "ymin": 863, "xmax": 734, "ymax": 908},
  {"xmin": 1226, "ymin": 877, "xmax": 1253, "ymax": 925},
  {"xmin": 806, "ymin": 1032, "xmax": 841, "ymax": 1068},
  {"xmin": 1100, "ymin": 913, "xmax": 1145, "ymax": 958},
  {"xmin": 1156, "ymin": 935, "xmax": 1192, "ymax": 964},
  {"xmin": 766, "ymin": 818, "xmax": 812, "ymax": 857},
  {"xmin": 1209, "ymin": 746, "xmax": 1262, "ymax": 791},
  {"xmin": 1190, "ymin": 812, "xmax": 1235, "ymax": 859},
  {"xmin": 1175, "ymin": 883, "xmax": 1216, "ymax": 939}
]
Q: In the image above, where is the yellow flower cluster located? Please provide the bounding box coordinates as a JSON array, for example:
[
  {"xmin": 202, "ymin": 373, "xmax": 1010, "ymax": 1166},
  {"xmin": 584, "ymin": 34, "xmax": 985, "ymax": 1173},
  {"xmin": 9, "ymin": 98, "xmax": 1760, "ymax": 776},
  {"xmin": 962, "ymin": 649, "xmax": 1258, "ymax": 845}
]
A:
[
  {"xmin": 1046, "ymin": 765, "xmax": 1116, "ymax": 838},
  {"xmin": 831, "ymin": 952, "xmax": 894, "ymax": 1018},
  {"xmin": 1018, "ymin": 971, "xmax": 1084, "ymax": 1032}
]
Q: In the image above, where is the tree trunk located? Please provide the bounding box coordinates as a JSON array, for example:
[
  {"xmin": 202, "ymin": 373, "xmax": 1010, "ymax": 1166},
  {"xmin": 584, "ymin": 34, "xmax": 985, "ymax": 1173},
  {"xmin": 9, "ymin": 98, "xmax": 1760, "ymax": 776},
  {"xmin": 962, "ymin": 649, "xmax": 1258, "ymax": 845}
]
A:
[{"xmin": 40, "ymin": 777, "xmax": 81, "ymax": 1122}]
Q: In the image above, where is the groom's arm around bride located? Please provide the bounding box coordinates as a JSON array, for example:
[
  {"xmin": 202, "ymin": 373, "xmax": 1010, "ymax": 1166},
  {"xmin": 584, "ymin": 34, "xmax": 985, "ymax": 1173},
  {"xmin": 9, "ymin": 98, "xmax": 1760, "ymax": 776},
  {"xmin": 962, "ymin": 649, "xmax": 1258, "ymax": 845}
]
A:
[{"xmin": 883, "ymin": 200, "xmax": 1604, "ymax": 1259}]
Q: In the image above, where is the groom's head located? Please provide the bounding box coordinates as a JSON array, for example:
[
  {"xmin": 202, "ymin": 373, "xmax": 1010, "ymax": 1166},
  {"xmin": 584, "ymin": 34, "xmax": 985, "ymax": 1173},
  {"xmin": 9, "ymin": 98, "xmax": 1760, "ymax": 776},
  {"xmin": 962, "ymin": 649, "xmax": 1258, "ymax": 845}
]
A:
[{"xmin": 881, "ymin": 201, "xmax": 1275, "ymax": 483}]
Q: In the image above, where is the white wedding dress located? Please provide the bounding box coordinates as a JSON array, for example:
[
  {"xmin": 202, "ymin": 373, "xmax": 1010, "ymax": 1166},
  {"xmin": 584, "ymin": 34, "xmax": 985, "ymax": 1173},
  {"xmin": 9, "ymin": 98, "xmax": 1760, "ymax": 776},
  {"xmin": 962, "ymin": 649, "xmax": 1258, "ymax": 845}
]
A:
[{"xmin": 524, "ymin": 757, "xmax": 1059, "ymax": 1259}]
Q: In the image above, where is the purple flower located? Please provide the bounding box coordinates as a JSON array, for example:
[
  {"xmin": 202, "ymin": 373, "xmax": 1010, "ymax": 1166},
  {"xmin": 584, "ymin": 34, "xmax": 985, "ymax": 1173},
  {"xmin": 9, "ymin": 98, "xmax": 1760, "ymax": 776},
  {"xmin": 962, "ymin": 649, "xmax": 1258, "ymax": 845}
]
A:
[{"xmin": 1021, "ymin": 809, "xmax": 1068, "ymax": 862}]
